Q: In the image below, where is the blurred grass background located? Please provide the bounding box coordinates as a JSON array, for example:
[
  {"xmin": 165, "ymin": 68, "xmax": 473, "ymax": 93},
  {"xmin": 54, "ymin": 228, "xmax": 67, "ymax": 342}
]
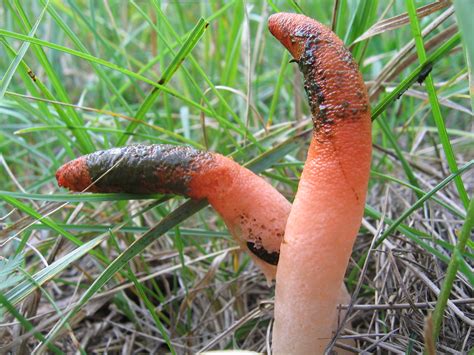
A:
[{"xmin": 0, "ymin": 0, "xmax": 472, "ymax": 353}]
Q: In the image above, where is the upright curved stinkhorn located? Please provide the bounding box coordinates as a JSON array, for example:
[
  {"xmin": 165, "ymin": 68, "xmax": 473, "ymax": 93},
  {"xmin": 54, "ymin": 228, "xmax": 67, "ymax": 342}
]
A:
[
  {"xmin": 56, "ymin": 144, "xmax": 290, "ymax": 281},
  {"xmin": 269, "ymin": 13, "xmax": 372, "ymax": 353}
]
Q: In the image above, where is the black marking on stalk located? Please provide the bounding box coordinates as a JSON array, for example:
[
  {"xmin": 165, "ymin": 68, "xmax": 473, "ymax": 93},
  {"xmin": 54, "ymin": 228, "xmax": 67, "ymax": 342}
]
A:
[
  {"xmin": 294, "ymin": 30, "xmax": 333, "ymax": 130},
  {"xmin": 293, "ymin": 27, "xmax": 368, "ymax": 133},
  {"xmin": 246, "ymin": 241, "xmax": 279, "ymax": 265},
  {"xmin": 417, "ymin": 62, "xmax": 433, "ymax": 84},
  {"xmin": 397, "ymin": 62, "xmax": 433, "ymax": 101},
  {"xmin": 85, "ymin": 144, "xmax": 213, "ymax": 194},
  {"xmin": 27, "ymin": 69, "xmax": 37, "ymax": 82},
  {"xmin": 396, "ymin": 87, "xmax": 409, "ymax": 100}
]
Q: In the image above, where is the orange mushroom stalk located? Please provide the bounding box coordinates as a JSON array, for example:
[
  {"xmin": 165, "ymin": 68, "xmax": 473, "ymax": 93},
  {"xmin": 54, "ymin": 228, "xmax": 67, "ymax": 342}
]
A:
[
  {"xmin": 56, "ymin": 144, "xmax": 290, "ymax": 281},
  {"xmin": 269, "ymin": 13, "xmax": 372, "ymax": 354}
]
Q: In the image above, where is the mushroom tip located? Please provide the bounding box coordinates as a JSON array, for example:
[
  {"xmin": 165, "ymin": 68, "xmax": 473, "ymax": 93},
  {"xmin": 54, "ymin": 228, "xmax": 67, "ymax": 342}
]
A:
[
  {"xmin": 267, "ymin": 12, "xmax": 283, "ymax": 28},
  {"xmin": 268, "ymin": 12, "xmax": 314, "ymax": 60},
  {"xmin": 267, "ymin": 12, "xmax": 293, "ymax": 40},
  {"xmin": 56, "ymin": 157, "xmax": 92, "ymax": 192},
  {"xmin": 55, "ymin": 164, "xmax": 69, "ymax": 188}
]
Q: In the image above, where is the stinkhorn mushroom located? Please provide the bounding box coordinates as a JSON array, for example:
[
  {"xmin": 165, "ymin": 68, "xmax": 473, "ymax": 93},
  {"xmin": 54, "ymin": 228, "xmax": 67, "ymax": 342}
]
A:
[
  {"xmin": 56, "ymin": 144, "xmax": 290, "ymax": 281},
  {"xmin": 57, "ymin": 11, "xmax": 371, "ymax": 353},
  {"xmin": 269, "ymin": 13, "xmax": 372, "ymax": 354},
  {"xmin": 56, "ymin": 143, "xmax": 352, "ymax": 338}
]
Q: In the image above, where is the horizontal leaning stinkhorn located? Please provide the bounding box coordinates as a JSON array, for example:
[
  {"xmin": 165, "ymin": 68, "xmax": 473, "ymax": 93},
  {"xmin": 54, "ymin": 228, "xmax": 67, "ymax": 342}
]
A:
[
  {"xmin": 56, "ymin": 144, "xmax": 291, "ymax": 281},
  {"xmin": 269, "ymin": 13, "xmax": 372, "ymax": 354},
  {"xmin": 56, "ymin": 143, "xmax": 353, "ymax": 344}
]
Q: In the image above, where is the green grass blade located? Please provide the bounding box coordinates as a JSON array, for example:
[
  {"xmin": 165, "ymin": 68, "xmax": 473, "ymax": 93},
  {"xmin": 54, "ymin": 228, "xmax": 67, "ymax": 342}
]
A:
[
  {"xmin": 125, "ymin": 265, "xmax": 175, "ymax": 354},
  {"xmin": 377, "ymin": 116, "xmax": 422, "ymax": 197},
  {"xmin": 150, "ymin": 1, "xmax": 263, "ymax": 150},
  {"xmin": 0, "ymin": 0, "xmax": 50, "ymax": 100},
  {"xmin": 453, "ymin": 0, "xmax": 474, "ymax": 111},
  {"xmin": 0, "ymin": 194, "xmax": 109, "ymax": 264},
  {"xmin": 405, "ymin": 0, "xmax": 469, "ymax": 209},
  {"xmin": 39, "ymin": 198, "xmax": 206, "ymax": 348},
  {"xmin": 0, "ymin": 194, "xmax": 83, "ymax": 245},
  {"xmin": 116, "ymin": 18, "xmax": 209, "ymax": 146},
  {"xmin": 24, "ymin": 224, "xmax": 228, "ymax": 238},
  {"xmin": 432, "ymin": 195, "xmax": 474, "ymax": 340},
  {"xmin": 267, "ymin": 52, "xmax": 290, "ymax": 126},
  {"xmin": 365, "ymin": 205, "xmax": 473, "ymax": 266},
  {"xmin": 355, "ymin": 204, "xmax": 473, "ymax": 285},
  {"xmin": 0, "ymin": 292, "xmax": 63, "ymax": 354},
  {"xmin": 371, "ymin": 33, "xmax": 461, "ymax": 120},
  {"xmin": 0, "ymin": 190, "xmax": 163, "ymax": 202},
  {"xmin": 4, "ymin": 235, "xmax": 105, "ymax": 306},
  {"xmin": 130, "ymin": 1, "xmax": 239, "ymax": 148},
  {"xmin": 0, "ymin": 40, "xmax": 75, "ymax": 157},
  {"xmin": 371, "ymin": 170, "xmax": 465, "ymax": 218},
  {"xmin": 374, "ymin": 160, "xmax": 473, "ymax": 248},
  {"xmin": 14, "ymin": 124, "xmax": 186, "ymax": 146},
  {"xmin": 6, "ymin": 0, "xmax": 95, "ymax": 153},
  {"xmin": 344, "ymin": 0, "xmax": 379, "ymax": 62},
  {"xmin": 5, "ymin": 90, "xmax": 204, "ymax": 148},
  {"xmin": 0, "ymin": 28, "xmax": 227, "ymax": 121},
  {"xmin": 39, "ymin": 0, "xmax": 135, "ymax": 116}
]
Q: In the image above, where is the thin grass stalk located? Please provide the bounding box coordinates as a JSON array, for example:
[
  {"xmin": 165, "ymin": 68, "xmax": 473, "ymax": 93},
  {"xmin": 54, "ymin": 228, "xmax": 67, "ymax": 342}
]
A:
[
  {"xmin": 431, "ymin": 196, "xmax": 474, "ymax": 340},
  {"xmin": 405, "ymin": 0, "xmax": 469, "ymax": 209}
]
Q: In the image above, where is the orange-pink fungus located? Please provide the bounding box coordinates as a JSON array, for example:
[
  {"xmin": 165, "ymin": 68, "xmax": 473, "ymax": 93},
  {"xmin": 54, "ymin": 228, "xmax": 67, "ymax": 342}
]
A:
[
  {"xmin": 57, "ymin": 12, "xmax": 372, "ymax": 353},
  {"xmin": 269, "ymin": 13, "xmax": 372, "ymax": 354},
  {"xmin": 56, "ymin": 144, "xmax": 290, "ymax": 281}
]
